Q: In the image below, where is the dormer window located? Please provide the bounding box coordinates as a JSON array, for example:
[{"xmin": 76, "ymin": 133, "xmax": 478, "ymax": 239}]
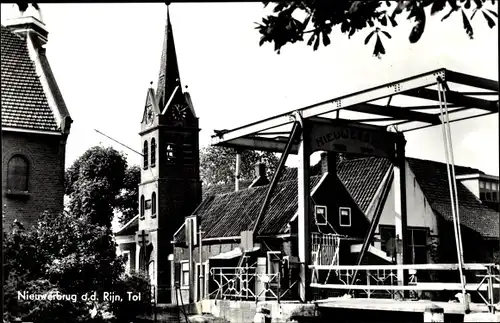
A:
[
  {"xmin": 339, "ymin": 207, "xmax": 351, "ymax": 227},
  {"xmin": 143, "ymin": 140, "xmax": 149, "ymax": 169},
  {"xmin": 151, "ymin": 138, "xmax": 156, "ymax": 168}
]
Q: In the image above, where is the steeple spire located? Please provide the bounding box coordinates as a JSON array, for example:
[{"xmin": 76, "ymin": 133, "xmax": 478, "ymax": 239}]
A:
[{"xmin": 156, "ymin": 5, "xmax": 181, "ymax": 110}]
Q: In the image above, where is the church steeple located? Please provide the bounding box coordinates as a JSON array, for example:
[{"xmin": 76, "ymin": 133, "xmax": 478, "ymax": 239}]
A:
[{"xmin": 156, "ymin": 6, "xmax": 181, "ymax": 110}]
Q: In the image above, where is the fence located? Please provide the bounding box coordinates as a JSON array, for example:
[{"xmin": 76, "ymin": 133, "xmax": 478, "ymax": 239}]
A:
[
  {"xmin": 208, "ymin": 264, "xmax": 299, "ymax": 303},
  {"xmin": 310, "ymin": 263, "xmax": 500, "ymax": 312}
]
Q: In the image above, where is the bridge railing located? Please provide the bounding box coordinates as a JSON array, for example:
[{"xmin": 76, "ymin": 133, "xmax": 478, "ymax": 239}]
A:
[
  {"xmin": 309, "ymin": 263, "xmax": 500, "ymax": 312},
  {"xmin": 207, "ymin": 266, "xmax": 299, "ymax": 303}
]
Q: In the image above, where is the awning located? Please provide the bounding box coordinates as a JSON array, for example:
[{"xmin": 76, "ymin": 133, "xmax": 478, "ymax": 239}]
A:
[{"xmin": 209, "ymin": 246, "xmax": 260, "ymax": 260}]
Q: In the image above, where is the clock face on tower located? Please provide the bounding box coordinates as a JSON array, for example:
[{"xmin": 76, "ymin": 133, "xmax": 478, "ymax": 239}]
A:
[
  {"xmin": 171, "ymin": 104, "xmax": 188, "ymax": 124},
  {"xmin": 145, "ymin": 105, "xmax": 154, "ymax": 125}
]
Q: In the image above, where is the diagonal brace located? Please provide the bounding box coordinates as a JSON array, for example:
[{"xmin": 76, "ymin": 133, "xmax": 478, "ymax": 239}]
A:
[{"xmin": 251, "ymin": 119, "xmax": 303, "ymax": 236}]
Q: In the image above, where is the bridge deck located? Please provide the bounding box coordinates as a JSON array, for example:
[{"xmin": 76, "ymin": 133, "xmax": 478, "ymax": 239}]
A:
[{"xmin": 316, "ymin": 298, "xmax": 494, "ymax": 314}]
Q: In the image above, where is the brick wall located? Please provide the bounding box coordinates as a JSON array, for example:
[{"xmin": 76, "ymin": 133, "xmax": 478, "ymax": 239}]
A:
[{"xmin": 2, "ymin": 131, "xmax": 66, "ymax": 229}]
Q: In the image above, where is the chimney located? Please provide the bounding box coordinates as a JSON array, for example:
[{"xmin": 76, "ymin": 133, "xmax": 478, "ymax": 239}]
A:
[
  {"xmin": 4, "ymin": 4, "xmax": 48, "ymax": 48},
  {"xmin": 249, "ymin": 162, "xmax": 269, "ymax": 188},
  {"xmin": 320, "ymin": 151, "xmax": 338, "ymax": 175}
]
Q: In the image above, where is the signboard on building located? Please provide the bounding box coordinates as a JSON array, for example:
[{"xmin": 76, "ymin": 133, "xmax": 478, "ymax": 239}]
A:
[{"xmin": 308, "ymin": 120, "xmax": 396, "ymax": 159}]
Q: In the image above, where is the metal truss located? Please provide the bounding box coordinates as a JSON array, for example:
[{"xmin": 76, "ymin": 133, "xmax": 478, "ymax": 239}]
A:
[{"xmin": 211, "ymin": 68, "xmax": 498, "ymax": 153}]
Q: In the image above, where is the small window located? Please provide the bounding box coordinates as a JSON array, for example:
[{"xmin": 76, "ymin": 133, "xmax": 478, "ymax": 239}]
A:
[
  {"xmin": 492, "ymin": 182, "xmax": 498, "ymax": 191},
  {"xmin": 480, "ymin": 192, "xmax": 486, "ymax": 200},
  {"xmin": 492, "ymin": 192, "xmax": 498, "ymax": 202},
  {"xmin": 7, "ymin": 155, "xmax": 29, "ymax": 191},
  {"xmin": 181, "ymin": 261, "xmax": 189, "ymax": 286},
  {"xmin": 140, "ymin": 195, "xmax": 145, "ymax": 219},
  {"xmin": 315, "ymin": 205, "xmax": 327, "ymax": 225},
  {"xmin": 143, "ymin": 141, "xmax": 149, "ymax": 169},
  {"xmin": 480, "ymin": 181, "xmax": 485, "ymax": 189},
  {"xmin": 166, "ymin": 143, "xmax": 175, "ymax": 163},
  {"xmin": 486, "ymin": 182, "xmax": 492, "ymax": 190},
  {"xmin": 486, "ymin": 192, "xmax": 492, "ymax": 201},
  {"xmin": 152, "ymin": 192, "xmax": 157, "ymax": 217},
  {"xmin": 151, "ymin": 138, "xmax": 156, "ymax": 168},
  {"xmin": 339, "ymin": 207, "xmax": 351, "ymax": 227}
]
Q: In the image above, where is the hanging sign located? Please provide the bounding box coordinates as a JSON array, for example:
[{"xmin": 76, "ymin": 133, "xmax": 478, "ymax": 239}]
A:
[{"xmin": 308, "ymin": 120, "xmax": 397, "ymax": 159}]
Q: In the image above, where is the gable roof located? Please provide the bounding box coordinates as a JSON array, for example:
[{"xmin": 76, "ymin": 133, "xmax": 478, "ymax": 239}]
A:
[
  {"xmin": 407, "ymin": 157, "xmax": 498, "ymax": 238},
  {"xmin": 1, "ymin": 25, "xmax": 70, "ymax": 133}
]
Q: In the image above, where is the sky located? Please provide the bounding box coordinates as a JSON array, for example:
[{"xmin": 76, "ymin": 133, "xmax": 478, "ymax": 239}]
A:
[{"xmin": 1, "ymin": 2, "xmax": 499, "ymax": 175}]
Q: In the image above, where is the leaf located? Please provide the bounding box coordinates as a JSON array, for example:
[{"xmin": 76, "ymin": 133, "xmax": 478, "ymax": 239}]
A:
[
  {"xmin": 462, "ymin": 9, "xmax": 474, "ymax": 39},
  {"xmin": 431, "ymin": 0, "xmax": 447, "ymax": 15},
  {"xmin": 373, "ymin": 34, "xmax": 386, "ymax": 58},
  {"xmin": 447, "ymin": 0, "xmax": 459, "ymax": 10},
  {"xmin": 364, "ymin": 30, "xmax": 376, "ymax": 45},
  {"xmin": 341, "ymin": 21, "xmax": 350, "ymax": 33},
  {"xmin": 381, "ymin": 30, "xmax": 392, "ymax": 39},
  {"xmin": 409, "ymin": 10, "xmax": 426, "ymax": 43},
  {"xmin": 487, "ymin": 9, "xmax": 498, "ymax": 18},
  {"xmin": 441, "ymin": 7, "xmax": 456, "ymax": 21},
  {"xmin": 348, "ymin": 27, "xmax": 356, "ymax": 38},
  {"xmin": 472, "ymin": 0, "xmax": 483, "ymax": 9},
  {"xmin": 386, "ymin": 1, "xmax": 392, "ymax": 6},
  {"xmin": 302, "ymin": 15, "xmax": 311, "ymax": 29},
  {"xmin": 322, "ymin": 31, "xmax": 331, "ymax": 46},
  {"xmin": 381, "ymin": 15, "xmax": 388, "ymax": 26},
  {"xmin": 471, "ymin": 8, "xmax": 478, "ymax": 20},
  {"xmin": 368, "ymin": 19, "xmax": 375, "ymax": 27},
  {"xmin": 464, "ymin": 0, "xmax": 471, "ymax": 9},
  {"xmin": 307, "ymin": 34, "xmax": 315, "ymax": 46},
  {"xmin": 389, "ymin": 15, "xmax": 398, "ymax": 27},
  {"xmin": 313, "ymin": 34, "xmax": 320, "ymax": 50},
  {"xmin": 482, "ymin": 11, "xmax": 496, "ymax": 28}
]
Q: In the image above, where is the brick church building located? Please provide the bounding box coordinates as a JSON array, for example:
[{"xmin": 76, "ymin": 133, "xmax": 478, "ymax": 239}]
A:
[
  {"xmin": 115, "ymin": 7, "xmax": 202, "ymax": 303},
  {"xmin": 1, "ymin": 4, "xmax": 72, "ymax": 229}
]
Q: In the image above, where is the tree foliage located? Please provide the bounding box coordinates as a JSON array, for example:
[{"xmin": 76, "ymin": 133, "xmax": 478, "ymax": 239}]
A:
[
  {"xmin": 3, "ymin": 211, "xmax": 127, "ymax": 322},
  {"xmin": 3, "ymin": 212, "xmax": 150, "ymax": 321},
  {"xmin": 65, "ymin": 146, "xmax": 139, "ymax": 227},
  {"xmin": 200, "ymin": 145, "xmax": 280, "ymax": 186},
  {"xmin": 256, "ymin": 0, "xmax": 498, "ymax": 57}
]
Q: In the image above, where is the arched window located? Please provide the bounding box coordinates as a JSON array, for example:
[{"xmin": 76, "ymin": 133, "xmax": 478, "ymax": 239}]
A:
[
  {"xmin": 143, "ymin": 140, "xmax": 149, "ymax": 169},
  {"xmin": 151, "ymin": 138, "xmax": 156, "ymax": 168},
  {"xmin": 166, "ymin": 143, "xmax": 175, "ymax": 164},
  {"xmin": 140, "ymin": 195, "xmax": 145, "ymax": 219},
  {"xmin": 7, "ymin": 155, "xmax": 29, "ymax": 191},
  {"xmin": 151, "ymin": 192, "xmax": 157, "ymax": 217}
]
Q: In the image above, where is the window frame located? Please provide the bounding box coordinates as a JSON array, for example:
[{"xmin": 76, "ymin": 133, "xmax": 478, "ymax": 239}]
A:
[
  {"xmin": 181, "ymin": 260, "xmax": 190, "ymax": 286},
  {"xmin": 314, "ymin": 205, "xmax": 328, "ymax": 226},
  {"xmin": 151, "ymin": 138, "xmax": 156, "ymax": 168},
  {"xmin": 339, "ymin": 207, "xmax": 351, "ymax": 227},
  {"xmin": 151, "ymin": 192, "xmax": 157, "ymax": 218},
  {"xmin": 143, "ymin": 140, "xmax": 149, "ymax": 170},
  {"xmin": 6, "ymin": 155, "xmax": 29, "ymax": 193},
  {"xmin": 140, "ymin": 195, "xmax": 145, "ymax": 219}
]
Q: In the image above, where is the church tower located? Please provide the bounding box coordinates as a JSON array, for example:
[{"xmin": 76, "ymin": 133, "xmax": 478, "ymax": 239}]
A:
[{"xmin": 137, "ymin": 7, "xmax": 201, "ymax": 303}]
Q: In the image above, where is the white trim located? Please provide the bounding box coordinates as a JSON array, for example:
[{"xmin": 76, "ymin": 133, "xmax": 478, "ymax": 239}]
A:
[
  {"xmin": 26, "ymin": 34, "xmax": 63, "ymax": 128},
  {"xmin": 339, "ymin": 207, "xmax": 351, "ymax": 227},
  {"xmin": 2, "ymin": 127, "xmax": 61, "ymax": 136},
  {"xmin": 115, "ymin": 235, "xmax": 135, "ymax": 245},
  {"xmin": 456, "ymin": 173, "xmax": 498, "ymax": 181},
  {"xmin": 114, "ymin": 214, "xmax": 139, "ymax": 234}
]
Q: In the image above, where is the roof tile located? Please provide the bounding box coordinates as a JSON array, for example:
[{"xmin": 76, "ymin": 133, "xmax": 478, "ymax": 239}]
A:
[{"xmin": 1, "ymin": 26, "xmax": 58, "ymax": 131}]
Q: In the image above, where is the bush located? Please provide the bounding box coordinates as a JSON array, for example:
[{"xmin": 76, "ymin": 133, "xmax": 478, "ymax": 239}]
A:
[{"xmin": 109, "ymin": 271, "xmax": 152, "ymax": 322}]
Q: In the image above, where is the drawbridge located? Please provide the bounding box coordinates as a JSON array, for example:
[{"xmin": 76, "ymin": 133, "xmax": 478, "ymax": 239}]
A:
[{"xmin": 210, "ymin": 68, "xmax": 499, "ymax": 314}]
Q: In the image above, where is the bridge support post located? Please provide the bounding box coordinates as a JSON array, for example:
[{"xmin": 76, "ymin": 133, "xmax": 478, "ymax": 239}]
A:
[
  {"xmin": 394, "ymin": 134, "xmax": 409, "ymax": 296},
  {"xmin": 298, "ymin": 120, "xmax": 311, "ymax": 303}
]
